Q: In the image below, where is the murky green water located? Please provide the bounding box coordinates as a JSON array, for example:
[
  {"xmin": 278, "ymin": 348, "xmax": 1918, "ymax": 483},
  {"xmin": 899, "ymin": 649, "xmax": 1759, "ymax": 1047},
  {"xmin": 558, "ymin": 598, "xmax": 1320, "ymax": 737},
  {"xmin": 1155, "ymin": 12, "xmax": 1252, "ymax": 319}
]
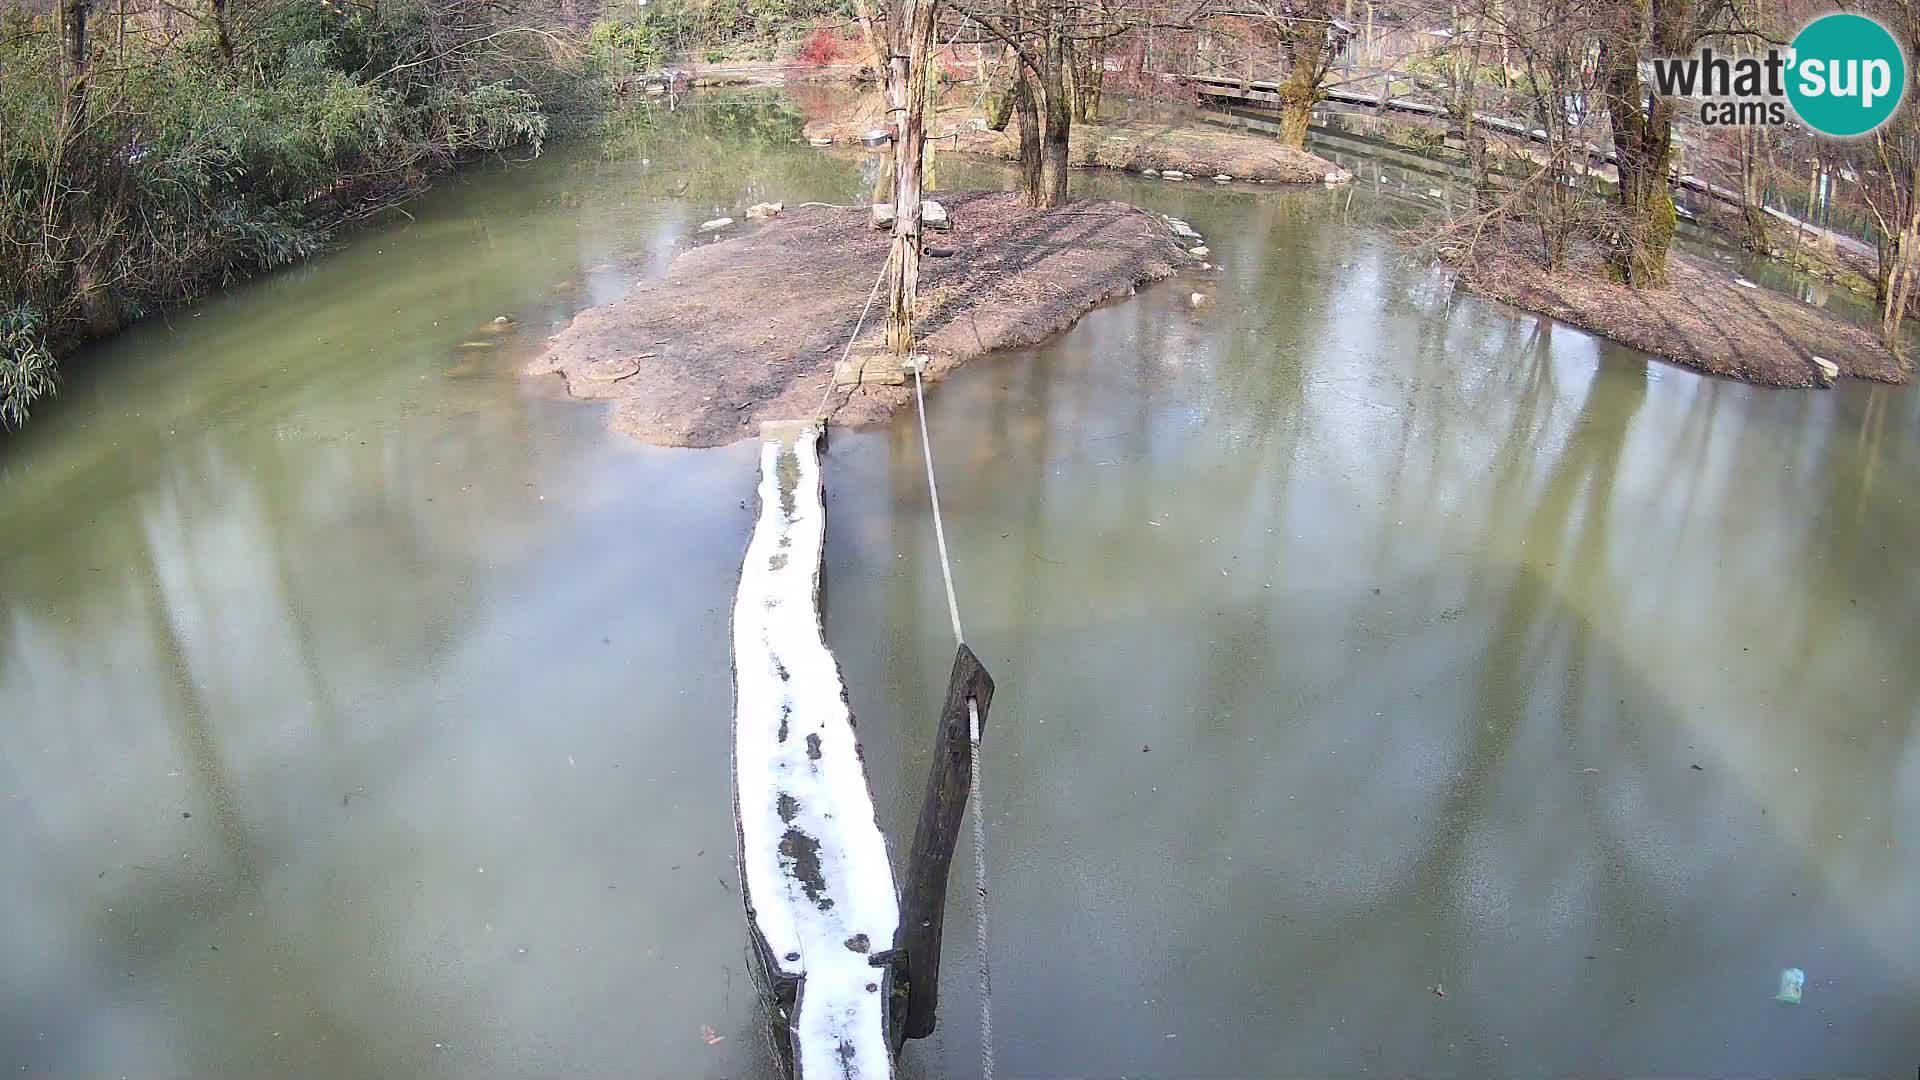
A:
[{"xmin": 3, "ymin": 95, "xmax": 1916, "ymax": 1078}]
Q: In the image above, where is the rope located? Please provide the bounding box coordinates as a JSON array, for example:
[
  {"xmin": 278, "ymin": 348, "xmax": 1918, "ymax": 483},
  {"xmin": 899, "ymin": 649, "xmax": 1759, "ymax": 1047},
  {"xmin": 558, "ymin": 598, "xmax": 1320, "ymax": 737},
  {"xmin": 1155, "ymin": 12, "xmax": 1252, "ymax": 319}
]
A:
[
  {"xmin": 966, "ymin": 695, "xmax": 992, "ymax": 1080},
  {"xmin": 909, "ymin": 361, "xmax": 993, "ymax": 1080},
  {"xmin": 911, "ymin": 365, "xmax": 965, "ymax": 645},
  {"xmin": 816, "ymin": 258, "xmax": 893, "ymax": 421},
  {"xmin": 823, "ymin": 246, "xmax": 995, "ymax": 1080}
]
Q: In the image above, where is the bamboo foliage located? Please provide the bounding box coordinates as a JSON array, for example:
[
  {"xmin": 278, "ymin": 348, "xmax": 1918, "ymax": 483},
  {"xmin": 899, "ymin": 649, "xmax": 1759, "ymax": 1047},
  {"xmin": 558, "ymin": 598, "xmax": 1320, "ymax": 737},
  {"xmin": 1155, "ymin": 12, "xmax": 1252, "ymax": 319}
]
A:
[{"xmin": 0, "ymin": 0, "xmax": 583, "ymax": 425}]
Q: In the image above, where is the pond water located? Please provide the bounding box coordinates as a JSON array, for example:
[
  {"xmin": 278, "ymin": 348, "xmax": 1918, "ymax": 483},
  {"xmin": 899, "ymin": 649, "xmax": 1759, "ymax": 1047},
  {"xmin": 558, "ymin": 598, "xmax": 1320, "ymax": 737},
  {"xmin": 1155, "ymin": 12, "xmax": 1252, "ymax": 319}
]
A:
[{"xmin": 2, "ymin": 94, "xmax": 1915, "ymax": 1078}]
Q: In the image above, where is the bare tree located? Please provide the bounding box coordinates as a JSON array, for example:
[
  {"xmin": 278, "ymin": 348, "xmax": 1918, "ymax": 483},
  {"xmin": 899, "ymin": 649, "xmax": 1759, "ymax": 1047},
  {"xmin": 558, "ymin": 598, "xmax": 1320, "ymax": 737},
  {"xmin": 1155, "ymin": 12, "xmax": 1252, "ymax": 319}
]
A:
[
  {"xmin": 853, "ymin": 0, "xmax": 893, "ymax": 70},
  {"xmin": 1408, "ymin": 0, "xmax": 1611, "ymax": 272},
  {"xmin": 954, "ymin": 0, "xmax": 1156, "ymax": 205},
  {"xmin": 1595, "ymin": 0, "xmax": 1693, "ymax": 285},
  {"xmin": 1848, "ymin": 0, "xmax": 1920, "ymax": 354},
  {"xmin": 1269, "ymin": 0, "xmax": 1342, "ymax": 147}
]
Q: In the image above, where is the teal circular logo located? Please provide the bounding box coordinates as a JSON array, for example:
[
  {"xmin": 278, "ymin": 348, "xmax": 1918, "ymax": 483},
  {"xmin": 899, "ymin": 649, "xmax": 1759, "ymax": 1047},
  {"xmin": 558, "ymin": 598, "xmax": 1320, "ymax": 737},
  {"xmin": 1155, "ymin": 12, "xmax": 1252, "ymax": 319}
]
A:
[{"xmin": 1787, "ymin": 13, "xmax": 1907, "ymax": 137}]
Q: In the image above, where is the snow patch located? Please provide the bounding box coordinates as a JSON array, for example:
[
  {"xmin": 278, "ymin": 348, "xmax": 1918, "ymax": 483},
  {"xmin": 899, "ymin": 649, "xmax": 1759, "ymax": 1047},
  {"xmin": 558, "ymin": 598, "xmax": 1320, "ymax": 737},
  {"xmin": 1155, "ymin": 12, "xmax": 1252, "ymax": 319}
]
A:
[{"xmin": 734, "ymin": 427, "xmax": 900, "ymax": 1080}]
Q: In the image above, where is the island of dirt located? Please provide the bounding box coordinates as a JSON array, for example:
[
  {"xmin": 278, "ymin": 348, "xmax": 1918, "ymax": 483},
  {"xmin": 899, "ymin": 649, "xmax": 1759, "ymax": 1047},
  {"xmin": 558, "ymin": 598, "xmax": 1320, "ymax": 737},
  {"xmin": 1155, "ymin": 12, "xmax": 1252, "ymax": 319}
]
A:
[
  {"xmin": 1459, "ymin": 239, "xmax": 1912, "ymax": 388},
  {"xmin": 946, "ymin": 118, "xmax": 1352, "ymax": 184},
  {"xmin": 529, "ymin": 191, "xmax": 1191, "ymax": 446},
  {"xmin": 801, "ymin": 94, "xmax": 1349, "ymax": 185}
]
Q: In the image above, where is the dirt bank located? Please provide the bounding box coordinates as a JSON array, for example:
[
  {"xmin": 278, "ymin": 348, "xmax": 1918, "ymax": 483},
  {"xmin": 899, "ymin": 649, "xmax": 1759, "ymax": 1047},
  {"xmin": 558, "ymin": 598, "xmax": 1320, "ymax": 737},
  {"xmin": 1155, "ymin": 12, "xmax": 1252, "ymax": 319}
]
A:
[
  {"xmin": 529, "ymin": 191, "xmax": 1191, "ymax": 446},
  {"xmin": 950, "ymin": 119, "xmax": 1352, "ymax": 184},
  {"xmin": 1460, "ymin": 239, "xmax": 1911, "ymax": 388},
  {"xmin": 801, "ymin": 97, "xmax": 1349, "ymax": 185},
  {"xmin": 684, "ymin": 60, "xmax": 860, "ymax": 87}
]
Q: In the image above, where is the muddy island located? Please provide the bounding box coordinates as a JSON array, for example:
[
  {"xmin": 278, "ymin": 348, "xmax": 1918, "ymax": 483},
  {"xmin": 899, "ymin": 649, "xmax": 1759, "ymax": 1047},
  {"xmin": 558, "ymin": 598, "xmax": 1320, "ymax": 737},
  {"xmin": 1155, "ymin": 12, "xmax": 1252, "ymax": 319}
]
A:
[
  {"xmin": 946, "ymin": 118, "xmax": 1352, "ymax": 185},
  {"xmin": 1457, "ymin": 237, "xmax": 1913, "ymax": 389},
  {"xmin": 530, "ymin": 191, "xmax": 1192, "ymax": 446}
]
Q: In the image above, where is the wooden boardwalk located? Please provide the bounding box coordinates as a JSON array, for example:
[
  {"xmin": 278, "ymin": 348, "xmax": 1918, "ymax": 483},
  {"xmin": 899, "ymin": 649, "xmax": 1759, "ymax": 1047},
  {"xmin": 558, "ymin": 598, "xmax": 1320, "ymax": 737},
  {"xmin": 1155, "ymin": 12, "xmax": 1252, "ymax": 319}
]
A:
[
  {"xmin": 1178, "ymin": 71, "xmax": 1868, "ymax": 254},
  {"xmin": 732, "ymin": 422, "xmax": 901, "ymax": 1080}
]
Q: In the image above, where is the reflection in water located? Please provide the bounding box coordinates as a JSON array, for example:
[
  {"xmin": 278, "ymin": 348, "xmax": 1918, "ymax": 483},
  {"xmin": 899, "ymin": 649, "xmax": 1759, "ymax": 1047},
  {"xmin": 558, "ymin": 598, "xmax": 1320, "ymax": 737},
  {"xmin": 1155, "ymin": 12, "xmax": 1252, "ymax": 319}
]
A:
[
  {"xmin": 2, "ymin": 96, "xmax": 1917, "ymax": 1078},
  {"xmin": 831, "ymin": 165, "xmax": 1920, "ymax": 1077}
]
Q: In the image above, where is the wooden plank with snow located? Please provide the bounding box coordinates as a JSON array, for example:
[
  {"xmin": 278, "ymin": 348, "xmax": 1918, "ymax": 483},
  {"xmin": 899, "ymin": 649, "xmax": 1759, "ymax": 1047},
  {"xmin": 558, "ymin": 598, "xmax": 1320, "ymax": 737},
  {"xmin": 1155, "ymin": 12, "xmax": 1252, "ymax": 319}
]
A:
[
  {"xmin": 899, "ymin": 643, "xmax": 994, "ymax": 1040},
  {"xmin": 732, "ymin": 423, "xmax": 902, "ymax": 1080}
]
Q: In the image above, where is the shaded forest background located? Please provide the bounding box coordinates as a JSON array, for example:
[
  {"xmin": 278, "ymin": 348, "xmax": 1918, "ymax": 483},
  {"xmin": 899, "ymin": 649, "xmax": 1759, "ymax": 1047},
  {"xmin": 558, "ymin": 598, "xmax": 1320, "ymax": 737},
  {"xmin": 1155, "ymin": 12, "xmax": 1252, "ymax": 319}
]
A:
[{"xmin": 0, "ymin": 0, "xmax": 853, "ymax": 426}]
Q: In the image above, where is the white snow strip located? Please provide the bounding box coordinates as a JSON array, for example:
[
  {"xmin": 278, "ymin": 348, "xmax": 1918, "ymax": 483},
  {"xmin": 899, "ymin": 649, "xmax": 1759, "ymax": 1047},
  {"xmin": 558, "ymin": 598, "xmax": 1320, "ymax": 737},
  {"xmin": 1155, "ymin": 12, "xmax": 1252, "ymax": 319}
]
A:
[{"xmin": 734, "ymin": 427, "xmax": 900, "ymax": 1080}]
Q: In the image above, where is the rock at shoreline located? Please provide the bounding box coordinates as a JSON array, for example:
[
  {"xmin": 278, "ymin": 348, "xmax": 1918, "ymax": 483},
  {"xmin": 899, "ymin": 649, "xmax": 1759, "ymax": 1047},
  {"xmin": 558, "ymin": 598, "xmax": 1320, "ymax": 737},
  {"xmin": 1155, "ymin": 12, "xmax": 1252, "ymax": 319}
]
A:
[
  {"xmin": 869, "ymin": 201, "xmax": 948, "ymax": 231},
  {"xmin": 699, "ymin": 216, "xmax": 733, "ymax": 232},
  {"xmin": 1164, "ymin": 218, "xmax": 1201, "ymax": 241}
]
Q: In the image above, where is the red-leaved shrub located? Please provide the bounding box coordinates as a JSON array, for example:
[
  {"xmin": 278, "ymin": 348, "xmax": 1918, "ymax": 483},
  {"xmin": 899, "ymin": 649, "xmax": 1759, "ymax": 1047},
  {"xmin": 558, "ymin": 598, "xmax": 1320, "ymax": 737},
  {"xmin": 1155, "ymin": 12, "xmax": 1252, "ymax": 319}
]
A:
[{"xmin": 797, "ymin": 30, "xmax": 842, "ymax": 66}]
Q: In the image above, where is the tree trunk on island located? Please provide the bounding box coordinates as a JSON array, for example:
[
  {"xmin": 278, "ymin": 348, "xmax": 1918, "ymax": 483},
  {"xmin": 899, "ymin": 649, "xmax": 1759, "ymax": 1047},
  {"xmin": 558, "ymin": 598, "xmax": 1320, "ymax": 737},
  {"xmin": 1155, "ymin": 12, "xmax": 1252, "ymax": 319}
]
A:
[
  {"xmin": 1066, "ymin": 37, "xmax": 1101, "ymax": 123},
  {"xmin": 1274, "ymin": 0, "xmax": 1334, "ymax": 150},
  {"xmin": 1038, "ymin": 76, "xmax": 1070, "ymax": 206},
  {"xmin": 1861, "ymin": 7, "xmax": 1920, "ymax": 357},
  {"xmin": 1082, "ymin": 29, "xmax": 1106, "ymax": 122},
  {"xmin": 1065, "ymin": 27, "xmax": 1106, "ymax": 123},
  {"xmin": 1875, "ymin": 154, "xmax": 1920, "ymax": 357},
  {"xmin": 1062, "ymin": 38, "xmax": 1078, "ymax": 122},
  {"xmin": 852, "ymin": 0, "xmax": 891, "ymax": 74},
  {"xmin": 886, "ymin": 0, "xmax": 937, "ymax": 355},
  {"xmin": 1598, "ymin": 0, "xmax": 1692, "ymax": 286},
  {"xmin": 1014, "ymin": 60, "xmax": 1043, "ymax": 201},
  {"xmin": 1274, "ymin": 0, "xmax": 1336, "ymax": 148},
  {"xmin": 1036, "ymin": 8, "xmax": 1071, "ymax": 208},
  {"xmin": 1442, "ymin": 0, "xmax": 1487, "ymax": 207},
  {"xmin": 988, "ymin": 86, "xmax": 1015, "ymax": 130},
  {"xmin": 1736, "ymin": 127, "xmax": 1772, "ymax": 252},
  {"xmin": 986, "ymin": 43, "xmax": 1015, "ymax": 129}
]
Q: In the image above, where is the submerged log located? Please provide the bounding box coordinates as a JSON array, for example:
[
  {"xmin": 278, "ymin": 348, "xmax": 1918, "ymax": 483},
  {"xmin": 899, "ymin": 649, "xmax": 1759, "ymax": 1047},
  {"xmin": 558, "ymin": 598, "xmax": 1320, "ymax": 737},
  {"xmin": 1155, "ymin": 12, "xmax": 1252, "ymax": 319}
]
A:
[
  {"xmin": 897, "ymin": 643, "xmax": 995, "ymax": 1041},
  {"xmin": 732, "ymin": 422, "xmax": 901, "ymax": 1080}
]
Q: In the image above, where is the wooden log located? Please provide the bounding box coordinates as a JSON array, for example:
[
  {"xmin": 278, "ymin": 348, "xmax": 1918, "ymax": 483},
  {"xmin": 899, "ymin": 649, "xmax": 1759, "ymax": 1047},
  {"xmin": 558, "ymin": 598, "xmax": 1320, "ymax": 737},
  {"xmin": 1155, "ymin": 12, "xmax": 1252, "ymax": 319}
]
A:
[
  {"xmin": 884, "ymin": 0, "xmax": 936, "ymax": 354},
  {"xmin": 897, "ymin": 643, "xmax": 995, "ymax": 1041},
  {"xmin": 733, "ymin": 423, "xmax": 902, "ymax": 1080}
]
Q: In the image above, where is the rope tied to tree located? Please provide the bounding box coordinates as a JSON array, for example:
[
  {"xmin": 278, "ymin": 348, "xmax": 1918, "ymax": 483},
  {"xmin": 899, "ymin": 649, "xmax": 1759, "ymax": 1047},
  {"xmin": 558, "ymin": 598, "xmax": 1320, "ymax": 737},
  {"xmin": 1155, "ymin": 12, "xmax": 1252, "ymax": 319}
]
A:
[{"xmin": 814, "ymin": 257, "xmax": 893, "ymax": 421}]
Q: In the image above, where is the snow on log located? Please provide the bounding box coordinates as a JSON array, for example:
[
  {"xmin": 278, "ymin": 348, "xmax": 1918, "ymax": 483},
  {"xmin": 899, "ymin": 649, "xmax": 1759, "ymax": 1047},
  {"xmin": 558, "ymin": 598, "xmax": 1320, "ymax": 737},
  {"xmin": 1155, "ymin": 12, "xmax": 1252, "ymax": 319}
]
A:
[{"xmin": 732, "ymin": 423, "xmax": 901, "ymax": 1080}]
